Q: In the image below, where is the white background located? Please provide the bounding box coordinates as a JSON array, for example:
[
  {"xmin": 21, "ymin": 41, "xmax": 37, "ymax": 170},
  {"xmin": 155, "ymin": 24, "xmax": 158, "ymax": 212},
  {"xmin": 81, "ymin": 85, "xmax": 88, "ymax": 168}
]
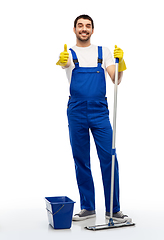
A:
[{"xmin": 0, "ymin": 0, "xmax": 164, "ymax": 239}]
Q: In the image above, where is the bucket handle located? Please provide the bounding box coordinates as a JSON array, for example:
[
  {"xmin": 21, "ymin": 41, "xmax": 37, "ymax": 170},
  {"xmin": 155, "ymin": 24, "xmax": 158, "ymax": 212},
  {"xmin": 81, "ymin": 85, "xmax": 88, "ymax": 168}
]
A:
[{"xmin": 46, "ymin": 204, "xmax": 65, "ymax": 216}]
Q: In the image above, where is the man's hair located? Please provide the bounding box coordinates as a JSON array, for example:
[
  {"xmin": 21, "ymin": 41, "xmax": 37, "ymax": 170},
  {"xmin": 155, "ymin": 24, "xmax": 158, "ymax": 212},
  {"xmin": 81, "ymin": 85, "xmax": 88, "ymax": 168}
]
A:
[{"xmin": 74, "ymin": 15, "xmax": 94, "ymax": 29}]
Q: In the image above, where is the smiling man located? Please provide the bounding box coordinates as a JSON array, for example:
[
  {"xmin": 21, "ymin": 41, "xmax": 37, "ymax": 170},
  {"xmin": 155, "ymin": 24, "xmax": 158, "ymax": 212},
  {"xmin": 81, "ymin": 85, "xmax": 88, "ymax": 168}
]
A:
[
  {"xmin": 74, "ymin": 17, "xmax": 93, "ymax": 43},
  {"xmin": 56, "ymin": 15, "xmax": 131, "ymax": 223}
]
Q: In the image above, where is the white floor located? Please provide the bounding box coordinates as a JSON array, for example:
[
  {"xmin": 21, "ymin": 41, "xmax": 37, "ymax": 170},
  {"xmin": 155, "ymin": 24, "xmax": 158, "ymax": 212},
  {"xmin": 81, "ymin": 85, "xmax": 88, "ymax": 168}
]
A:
[{"xmin": 0, "ymin": 206, "xmax": 163, "ymax": 240}]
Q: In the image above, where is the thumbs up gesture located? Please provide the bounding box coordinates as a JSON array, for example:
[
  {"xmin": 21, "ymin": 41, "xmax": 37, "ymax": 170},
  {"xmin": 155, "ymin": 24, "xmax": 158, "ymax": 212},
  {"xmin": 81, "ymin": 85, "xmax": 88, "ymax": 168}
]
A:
[{"xmin": 56, "ymin": 44, "xmax": 69, "ymax": 66}]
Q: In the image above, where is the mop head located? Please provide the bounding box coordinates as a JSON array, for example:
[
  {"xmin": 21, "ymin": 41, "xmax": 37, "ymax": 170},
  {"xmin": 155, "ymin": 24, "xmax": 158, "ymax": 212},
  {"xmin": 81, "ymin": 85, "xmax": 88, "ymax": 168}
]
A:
[{"xmin": 85, "ymin": 218, "xmax": 135, "ymax": 231}]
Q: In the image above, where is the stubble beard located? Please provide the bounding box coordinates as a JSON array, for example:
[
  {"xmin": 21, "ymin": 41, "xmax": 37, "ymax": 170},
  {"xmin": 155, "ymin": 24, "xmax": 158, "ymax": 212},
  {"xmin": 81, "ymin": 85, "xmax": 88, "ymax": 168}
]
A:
[{"xmin": 77, "ymin": 35, "xmax": 91, "ymax": 42}]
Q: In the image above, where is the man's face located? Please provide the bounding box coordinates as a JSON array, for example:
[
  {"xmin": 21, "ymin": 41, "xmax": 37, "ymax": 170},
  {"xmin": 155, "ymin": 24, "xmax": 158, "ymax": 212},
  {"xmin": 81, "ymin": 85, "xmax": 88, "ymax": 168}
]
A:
[{"xmin": 73, "ymin": 18, "xmax": 94, "ymax": 42}]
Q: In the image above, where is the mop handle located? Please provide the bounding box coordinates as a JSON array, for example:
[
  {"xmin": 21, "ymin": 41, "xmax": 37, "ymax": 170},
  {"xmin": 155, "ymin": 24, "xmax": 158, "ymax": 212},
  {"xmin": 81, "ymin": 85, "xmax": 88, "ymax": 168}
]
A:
[
  {"xmin": 110, "ymin": 58, "xmax": 119, "ymax": 220},
  {"xmin": 112, "ymin": 58, "xmax": 119, "ymax": 148}
]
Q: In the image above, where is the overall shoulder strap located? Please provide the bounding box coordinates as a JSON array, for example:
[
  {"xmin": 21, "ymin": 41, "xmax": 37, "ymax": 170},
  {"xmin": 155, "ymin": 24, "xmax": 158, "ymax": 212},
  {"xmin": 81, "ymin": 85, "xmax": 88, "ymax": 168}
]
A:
[
  {"xmin": 98, "ymin": 46, "xmax": 103, "ymax": 67},
  {"xmin": 69, "ymin": 48, "xmax": 79, "ymax": 67}
]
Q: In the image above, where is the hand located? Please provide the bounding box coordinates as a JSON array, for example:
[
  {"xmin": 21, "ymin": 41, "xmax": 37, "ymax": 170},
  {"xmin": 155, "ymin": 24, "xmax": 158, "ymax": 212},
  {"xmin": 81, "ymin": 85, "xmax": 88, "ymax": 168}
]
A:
[
  {"xmin": 56, "ymin": 44, "xmax": 69, "ymax": 66},
  {"xmin": 114, "ymin": 45, "xmax": 127, "ymax": 72},
  {"xmin": 114, "ymin": 45, "xmax": 124, "ymax": 60}
]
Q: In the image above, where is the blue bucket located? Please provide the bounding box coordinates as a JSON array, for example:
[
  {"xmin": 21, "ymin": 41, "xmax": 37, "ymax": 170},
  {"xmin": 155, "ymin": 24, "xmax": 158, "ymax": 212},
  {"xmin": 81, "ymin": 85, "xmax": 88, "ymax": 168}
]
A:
[{"xmin": 45, "ymin": 196, "xmax": 75, "ymax": 229}]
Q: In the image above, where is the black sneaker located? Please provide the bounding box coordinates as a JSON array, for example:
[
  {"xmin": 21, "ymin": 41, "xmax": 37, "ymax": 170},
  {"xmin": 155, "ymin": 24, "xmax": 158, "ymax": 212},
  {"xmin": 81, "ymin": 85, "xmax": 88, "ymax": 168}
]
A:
[
  {"xmin": 72, "ymin": 209, "xmax": 96, "ymax": 221},
  {"xmin": 106, "ymin": 211, "xmax": 132, "ymax": 223}
]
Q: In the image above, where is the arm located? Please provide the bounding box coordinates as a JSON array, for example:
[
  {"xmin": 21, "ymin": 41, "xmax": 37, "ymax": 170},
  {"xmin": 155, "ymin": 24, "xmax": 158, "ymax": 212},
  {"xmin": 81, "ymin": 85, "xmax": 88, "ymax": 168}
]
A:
[
  {"xmin": 106, "ymin": 65, "xmax": 123, "ymax": 85},
  {"xmin": 107, "ymin": 45, "xmax": 126, "ymax": 85}
]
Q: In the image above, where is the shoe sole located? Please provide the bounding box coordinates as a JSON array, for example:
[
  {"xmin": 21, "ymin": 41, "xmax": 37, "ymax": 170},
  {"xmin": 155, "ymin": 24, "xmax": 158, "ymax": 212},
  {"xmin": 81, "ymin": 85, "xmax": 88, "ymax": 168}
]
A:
[{"xmin": 73, "ymin": 214, "xmax": 96, "ymax": 221}]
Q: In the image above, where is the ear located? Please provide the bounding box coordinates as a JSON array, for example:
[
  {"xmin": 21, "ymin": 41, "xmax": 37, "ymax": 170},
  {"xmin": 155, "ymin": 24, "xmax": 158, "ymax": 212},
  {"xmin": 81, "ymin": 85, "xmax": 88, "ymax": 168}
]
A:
[{"xmin": 73, "ymin": 27, "xmax": 76, "ymax": 34}]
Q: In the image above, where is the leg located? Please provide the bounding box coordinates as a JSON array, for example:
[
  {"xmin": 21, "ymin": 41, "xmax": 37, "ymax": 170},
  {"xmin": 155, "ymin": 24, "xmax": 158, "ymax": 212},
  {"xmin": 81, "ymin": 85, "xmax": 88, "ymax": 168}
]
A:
[
  {"xmin": 91, "ymin": 115, "xmax": 120, "ymax": 213},
  {"xmin": 67, "ymin": 104, "xmax": 95, "ymax": 211}
]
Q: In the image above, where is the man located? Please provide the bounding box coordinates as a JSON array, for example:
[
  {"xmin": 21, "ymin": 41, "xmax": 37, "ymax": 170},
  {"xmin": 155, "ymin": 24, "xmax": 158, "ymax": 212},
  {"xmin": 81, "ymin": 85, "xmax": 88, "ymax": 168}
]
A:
[{"xmin": 56, "ymin": 15, "xmax": 130, "ymax": 222}]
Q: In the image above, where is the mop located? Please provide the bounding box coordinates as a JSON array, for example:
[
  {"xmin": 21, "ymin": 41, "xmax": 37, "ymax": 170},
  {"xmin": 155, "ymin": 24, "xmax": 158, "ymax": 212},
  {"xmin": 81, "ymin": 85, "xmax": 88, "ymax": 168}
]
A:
[{"xmin": 85, "ymin": 58, "xmax": 135, "ymax": 230}]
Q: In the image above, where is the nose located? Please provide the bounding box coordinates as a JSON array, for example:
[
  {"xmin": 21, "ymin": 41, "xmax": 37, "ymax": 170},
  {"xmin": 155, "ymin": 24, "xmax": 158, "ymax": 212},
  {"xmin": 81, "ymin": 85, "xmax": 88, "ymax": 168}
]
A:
[{"xmin": 82, "ymin": 25, "xmax": 87, "ymax": 31}]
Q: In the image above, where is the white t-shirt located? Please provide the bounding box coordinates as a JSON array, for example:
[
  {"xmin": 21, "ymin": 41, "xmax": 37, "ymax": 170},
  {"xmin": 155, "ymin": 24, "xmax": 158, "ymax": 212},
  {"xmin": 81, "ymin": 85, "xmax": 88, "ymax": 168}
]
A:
[{"xmin": 64, "ymin": 44, "xmax": 114, "ymax": 84}]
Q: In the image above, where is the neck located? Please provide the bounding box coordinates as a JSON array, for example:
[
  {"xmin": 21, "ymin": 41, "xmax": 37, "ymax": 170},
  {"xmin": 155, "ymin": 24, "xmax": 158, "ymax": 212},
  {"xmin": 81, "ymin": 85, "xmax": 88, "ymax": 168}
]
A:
[{"xmin": 76, "ymin": 38, "xmax": 91, "ymax": 47}]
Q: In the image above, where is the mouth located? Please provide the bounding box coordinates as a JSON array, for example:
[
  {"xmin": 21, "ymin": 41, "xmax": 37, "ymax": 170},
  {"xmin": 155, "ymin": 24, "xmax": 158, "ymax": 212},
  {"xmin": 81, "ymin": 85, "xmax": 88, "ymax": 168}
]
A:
[{"xmin": 80, "ymin": 32, "xmax": 89, "ymax": 37}]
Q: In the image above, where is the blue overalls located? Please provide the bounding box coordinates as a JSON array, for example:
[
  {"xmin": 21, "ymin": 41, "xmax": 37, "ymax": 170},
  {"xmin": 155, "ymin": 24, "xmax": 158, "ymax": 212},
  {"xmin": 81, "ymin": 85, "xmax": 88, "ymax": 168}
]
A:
[{"xmin": 67, "ymin": 46, "xmax": 120, "ymax": 213}]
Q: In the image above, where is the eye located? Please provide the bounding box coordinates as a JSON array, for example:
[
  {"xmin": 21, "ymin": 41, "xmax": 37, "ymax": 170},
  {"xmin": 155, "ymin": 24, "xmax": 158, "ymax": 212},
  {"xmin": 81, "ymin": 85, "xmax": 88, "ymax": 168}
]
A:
[
  {"xmin": 86, "ymin": 24, "xmax": 91, "ymax": 28},
  {"xmin": 78, "ymin": 23, "xmax": 83, "ymax": 28}
]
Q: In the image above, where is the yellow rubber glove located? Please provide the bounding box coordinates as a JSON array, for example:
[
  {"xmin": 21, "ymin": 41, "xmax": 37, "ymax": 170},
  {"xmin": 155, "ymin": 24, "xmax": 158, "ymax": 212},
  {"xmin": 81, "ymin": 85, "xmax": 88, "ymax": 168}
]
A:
[
  {"xmin": 114, "ymin": 45, "xmax": 127, "ymax": 72},
  {"xmin": 56, "ymin": 44, "xmax": 69, "ymax": 67}
]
